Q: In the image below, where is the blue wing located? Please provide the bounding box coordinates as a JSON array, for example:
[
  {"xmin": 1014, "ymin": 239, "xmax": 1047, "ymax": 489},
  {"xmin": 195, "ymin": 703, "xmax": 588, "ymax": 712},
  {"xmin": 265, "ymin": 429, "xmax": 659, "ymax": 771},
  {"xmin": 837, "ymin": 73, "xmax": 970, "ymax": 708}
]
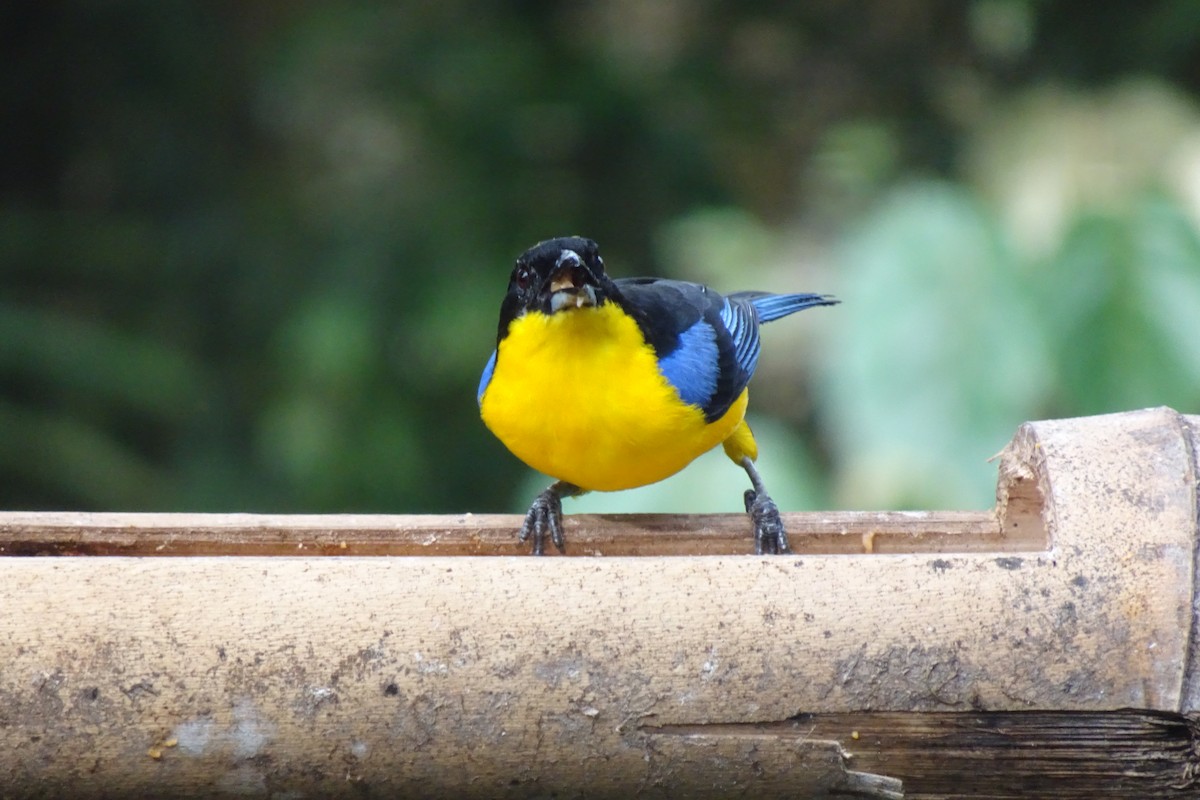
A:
[
  {"xmin": 477, "ymin": 349, "xmax": 497, "ymax": 407},
  {"xmin": 655, "ymin": 321, "xmax": 719, "ymax": 408},
  {"xmin": 616, "ymin": 279, "xmax": 837, "ymax": 423},
  {"xmin": 723, "ymin": 291, "xmax": 838, "ymax": 382}
]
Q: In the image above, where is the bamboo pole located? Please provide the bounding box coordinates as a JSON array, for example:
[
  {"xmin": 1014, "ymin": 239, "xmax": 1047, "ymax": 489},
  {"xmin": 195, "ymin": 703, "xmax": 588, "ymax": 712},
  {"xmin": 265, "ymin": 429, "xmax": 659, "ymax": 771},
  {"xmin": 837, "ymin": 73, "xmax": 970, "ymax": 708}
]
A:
[{"xmin": 0, "ymin": 407, "xmax": 1196, "ymax": 798}]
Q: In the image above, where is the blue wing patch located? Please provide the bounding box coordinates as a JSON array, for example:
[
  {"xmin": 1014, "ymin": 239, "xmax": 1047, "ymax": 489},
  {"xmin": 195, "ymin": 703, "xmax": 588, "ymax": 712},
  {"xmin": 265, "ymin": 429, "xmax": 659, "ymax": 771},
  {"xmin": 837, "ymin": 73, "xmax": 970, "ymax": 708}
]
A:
[
  {"xmin": 477, "ymin": 349, "xmax": 497, "ymax": 407},
  {"xmin": 720, "ymin": 298, "xmax": 763, "ymax": 380},
  {"xmin": 719, "ymin": 292, "xmax": 838, "ymax": 381},
  {"xmin": 657, "ymin": 321, "xmax": 719, "ymax": 409}
]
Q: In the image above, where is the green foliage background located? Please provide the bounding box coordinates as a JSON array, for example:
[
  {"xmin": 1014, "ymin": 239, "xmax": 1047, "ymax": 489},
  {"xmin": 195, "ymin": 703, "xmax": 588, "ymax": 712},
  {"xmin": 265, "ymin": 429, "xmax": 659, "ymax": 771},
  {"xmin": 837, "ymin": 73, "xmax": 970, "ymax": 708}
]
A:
[{"xmin": 5, "ymin": 2, "xmax": 1200, "ymax": 515}]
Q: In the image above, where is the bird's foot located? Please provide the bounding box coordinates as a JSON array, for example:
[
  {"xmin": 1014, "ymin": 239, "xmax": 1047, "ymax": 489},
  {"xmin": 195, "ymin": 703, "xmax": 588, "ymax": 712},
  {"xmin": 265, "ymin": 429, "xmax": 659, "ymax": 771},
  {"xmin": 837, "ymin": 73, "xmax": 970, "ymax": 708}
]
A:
[
  {"xmin": 744, "ymin": 488, "xmax": 789, "ymax": 555},
  {"xmin": 519, "ymin": 489, "xmax": 563, "ymax": 555},
  {"xmin": 518, "ymin": 481, "xmax": 579, "ymax": 555}
]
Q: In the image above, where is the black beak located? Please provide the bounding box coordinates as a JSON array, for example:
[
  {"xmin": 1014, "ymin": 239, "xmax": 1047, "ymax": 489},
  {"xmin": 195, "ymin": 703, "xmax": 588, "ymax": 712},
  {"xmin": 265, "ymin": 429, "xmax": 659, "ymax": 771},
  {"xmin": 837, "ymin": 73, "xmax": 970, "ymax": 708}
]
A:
[{"xmin": 542, "ymin": 250, "xmax": 599, "ymax": 312}]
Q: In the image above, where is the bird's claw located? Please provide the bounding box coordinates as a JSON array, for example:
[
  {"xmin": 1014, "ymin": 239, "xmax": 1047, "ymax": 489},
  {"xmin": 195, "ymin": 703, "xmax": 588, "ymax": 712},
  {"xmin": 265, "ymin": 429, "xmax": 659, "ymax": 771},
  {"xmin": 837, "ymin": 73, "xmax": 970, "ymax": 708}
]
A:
[
  {"xmin": 519, "ymin": 487, "xmax": 565, "ymax": 555},
  {"xmin": 744, "ymin": 489, "xmax": 789, "ymax": 555}
]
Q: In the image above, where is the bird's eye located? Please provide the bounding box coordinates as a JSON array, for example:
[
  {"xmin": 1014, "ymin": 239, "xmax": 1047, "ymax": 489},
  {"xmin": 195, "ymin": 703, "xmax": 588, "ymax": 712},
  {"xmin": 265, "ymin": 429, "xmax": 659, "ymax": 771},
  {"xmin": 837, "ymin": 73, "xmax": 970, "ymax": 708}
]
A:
[{"xmin": 514, "ymin": 266, "xmax": 533, "ymax": 290}]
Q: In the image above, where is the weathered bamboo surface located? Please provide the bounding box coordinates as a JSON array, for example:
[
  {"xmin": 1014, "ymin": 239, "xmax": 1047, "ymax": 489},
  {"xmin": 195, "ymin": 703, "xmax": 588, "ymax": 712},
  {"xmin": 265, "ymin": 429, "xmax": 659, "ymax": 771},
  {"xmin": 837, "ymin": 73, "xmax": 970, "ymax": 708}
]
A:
[
  {"xmin": 0, "ymin": 406, "xmax": 1196, "ymax": 798},
  {"xmin": 653, "ymin": 710, "xmax": 1200, "ymax": 799}
]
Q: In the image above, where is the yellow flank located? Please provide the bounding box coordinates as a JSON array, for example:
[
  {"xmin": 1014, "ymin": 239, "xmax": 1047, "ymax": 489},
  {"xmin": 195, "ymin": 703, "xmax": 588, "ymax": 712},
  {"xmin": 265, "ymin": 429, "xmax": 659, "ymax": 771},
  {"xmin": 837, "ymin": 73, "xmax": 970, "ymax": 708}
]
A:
[
  {"xmin": 480, "ymin": 303, "xmax": 753, "ymax": 492},
  {"xmin": 722, "ymin": 419, "xmax": 758, "ymax": 463}
]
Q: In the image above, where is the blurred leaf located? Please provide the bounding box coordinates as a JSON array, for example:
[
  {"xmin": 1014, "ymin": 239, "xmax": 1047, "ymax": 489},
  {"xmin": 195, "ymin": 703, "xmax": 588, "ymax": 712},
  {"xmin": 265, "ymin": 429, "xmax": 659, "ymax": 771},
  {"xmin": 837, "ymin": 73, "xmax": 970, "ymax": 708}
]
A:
[
  {"xmin": 809, "ymin": 120, "xmax": 900, "ymax": 204},
  {"xmin": 1137, "ymin": 196, "xmax": 1200, "ymax": 387},
  {"xmin": 1045, "ymin": 194, "xmax": 1200, "ymax": 413},
  {"xmin": 655, "ymin": 208, "xmax": 777, "ymax": 285},
  {"xmin": 0, "ymin": 301, "xmax": 207, "ymax": 420},
  {"xmin": 967, "ymin": 79, "xmax": 1200, "ymax": 259},
  {"xmin": 274, "ymin": 294, "xmax": 378, "ymax": 392},
  {"xmin": 0, "ymin": 400, "xmax": 169, "ymax": 508},
  {"xmin": 820, "ymin": 181, "xmax": 1052, "ymax": 510}
]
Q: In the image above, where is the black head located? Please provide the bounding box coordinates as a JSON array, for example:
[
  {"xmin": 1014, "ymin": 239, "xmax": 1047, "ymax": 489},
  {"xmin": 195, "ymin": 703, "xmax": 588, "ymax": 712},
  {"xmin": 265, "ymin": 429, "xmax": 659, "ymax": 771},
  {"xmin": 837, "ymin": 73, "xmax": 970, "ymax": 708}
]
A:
[{"xmin": 495, "ymin": 236, "xmax": 614, "ymax": 343}]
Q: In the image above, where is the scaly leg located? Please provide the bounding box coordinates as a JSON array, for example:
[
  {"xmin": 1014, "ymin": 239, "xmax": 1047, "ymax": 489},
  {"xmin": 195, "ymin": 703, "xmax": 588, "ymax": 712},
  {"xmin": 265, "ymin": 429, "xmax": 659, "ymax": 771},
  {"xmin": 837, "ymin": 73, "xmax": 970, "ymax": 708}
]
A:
[
  {"xmin": 740, "ymin": 457, "xmax": 788, "ymax": 555},
  {"xmin": 519, "ymin": 480, "xmax": 582, "ymax": 555}
]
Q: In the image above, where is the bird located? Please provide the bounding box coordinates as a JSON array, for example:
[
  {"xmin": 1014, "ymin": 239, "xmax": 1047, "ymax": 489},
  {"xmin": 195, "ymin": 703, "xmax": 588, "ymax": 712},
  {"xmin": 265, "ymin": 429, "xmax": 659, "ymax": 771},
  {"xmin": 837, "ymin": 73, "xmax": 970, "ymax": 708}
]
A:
[{"xmin": 477, "ymin": 236, "xmax": 837, "ymax": 555}]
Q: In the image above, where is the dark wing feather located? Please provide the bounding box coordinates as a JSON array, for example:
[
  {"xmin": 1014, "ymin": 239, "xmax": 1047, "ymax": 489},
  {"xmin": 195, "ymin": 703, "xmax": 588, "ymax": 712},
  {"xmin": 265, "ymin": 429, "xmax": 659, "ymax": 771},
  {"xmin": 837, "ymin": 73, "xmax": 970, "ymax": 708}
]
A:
[
  {"xmin": 615, "ymin": 281, "xmax": 839, "ymax": 423},
  {"xmin": 614, "ymin": 278, "xmax": 748, "ymax": 423},
  {"xmin": 613, "ymin": 278, "xmax": 709, "ymax": 356}
]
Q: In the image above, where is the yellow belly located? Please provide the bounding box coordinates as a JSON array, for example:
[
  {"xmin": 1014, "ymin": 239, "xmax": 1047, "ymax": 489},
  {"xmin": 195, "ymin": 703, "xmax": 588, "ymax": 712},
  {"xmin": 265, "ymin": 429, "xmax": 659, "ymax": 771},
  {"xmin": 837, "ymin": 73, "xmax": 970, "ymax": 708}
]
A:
[{"xmin": 479, "ymin": 304, "xmax": 748, "ymax": 491}]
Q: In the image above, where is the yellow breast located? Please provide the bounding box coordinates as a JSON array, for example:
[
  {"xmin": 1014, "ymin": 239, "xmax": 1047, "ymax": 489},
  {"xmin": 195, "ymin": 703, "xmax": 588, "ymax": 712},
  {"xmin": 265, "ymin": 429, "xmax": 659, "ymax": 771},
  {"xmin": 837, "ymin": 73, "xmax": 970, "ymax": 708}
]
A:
[{"xmin": 479, "ymin": 304, "xmax": 748, "ymax": 491}]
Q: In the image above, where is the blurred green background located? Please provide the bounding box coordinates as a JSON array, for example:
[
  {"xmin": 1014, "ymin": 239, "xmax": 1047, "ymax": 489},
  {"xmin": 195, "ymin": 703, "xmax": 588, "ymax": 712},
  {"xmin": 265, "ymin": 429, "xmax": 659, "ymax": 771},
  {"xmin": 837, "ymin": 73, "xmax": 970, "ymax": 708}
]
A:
[{"xmin": 5, "ymin": 2, "xmax": 1200, "ymax": 516}]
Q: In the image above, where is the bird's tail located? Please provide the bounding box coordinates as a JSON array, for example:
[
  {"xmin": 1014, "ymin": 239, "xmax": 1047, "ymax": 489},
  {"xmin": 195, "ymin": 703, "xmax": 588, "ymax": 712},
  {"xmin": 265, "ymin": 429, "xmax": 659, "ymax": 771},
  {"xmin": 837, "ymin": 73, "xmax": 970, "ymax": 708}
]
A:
[{"xmin": 742, "ymin": 292, "xmax": 839, "ymax": 323}]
